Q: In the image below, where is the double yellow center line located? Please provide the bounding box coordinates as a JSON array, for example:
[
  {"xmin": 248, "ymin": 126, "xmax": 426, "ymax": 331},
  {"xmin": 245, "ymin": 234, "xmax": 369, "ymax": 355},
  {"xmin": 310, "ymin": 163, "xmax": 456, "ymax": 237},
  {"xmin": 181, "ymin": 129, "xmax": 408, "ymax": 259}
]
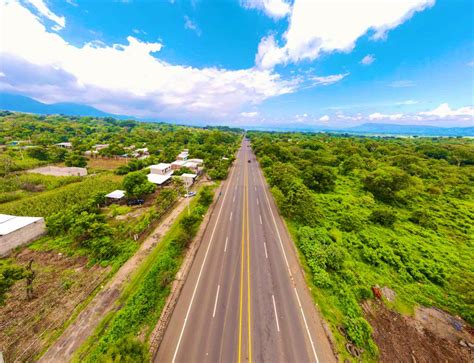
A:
[{"xmin": 238, "ymin": 150, "xmax": 252, "ymax": 363}]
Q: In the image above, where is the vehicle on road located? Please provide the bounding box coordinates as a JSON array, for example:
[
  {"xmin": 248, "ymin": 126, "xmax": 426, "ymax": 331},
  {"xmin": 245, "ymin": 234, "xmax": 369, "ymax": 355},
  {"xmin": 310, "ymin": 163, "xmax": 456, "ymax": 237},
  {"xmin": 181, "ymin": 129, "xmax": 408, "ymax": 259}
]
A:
[
  {"xmin": 127, "ymin": 199, "xmax": 145, "ymax": 206},
  {"xmin": 248, "ymin": 159, "xmax": 251, "ymax": 163},
  {"xmin": 184, "ymin": 191, "xmax": 196, "ymax": 198}
]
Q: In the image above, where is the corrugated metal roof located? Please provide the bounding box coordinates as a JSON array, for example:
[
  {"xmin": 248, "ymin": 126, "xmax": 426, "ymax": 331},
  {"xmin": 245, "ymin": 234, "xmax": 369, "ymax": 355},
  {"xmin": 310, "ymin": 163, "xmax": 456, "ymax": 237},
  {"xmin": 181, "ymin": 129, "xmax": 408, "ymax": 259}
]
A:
[
  {"xmin": 147, "ymin": 173, "xmax": 172, "ymax": 185},
  {"xmin": 0, "ymin": 214, "xmax": 44, "ymax": 236},
  {"xmin": 105, "ymin": 190, "xmax": 125, "ymax": 199}
]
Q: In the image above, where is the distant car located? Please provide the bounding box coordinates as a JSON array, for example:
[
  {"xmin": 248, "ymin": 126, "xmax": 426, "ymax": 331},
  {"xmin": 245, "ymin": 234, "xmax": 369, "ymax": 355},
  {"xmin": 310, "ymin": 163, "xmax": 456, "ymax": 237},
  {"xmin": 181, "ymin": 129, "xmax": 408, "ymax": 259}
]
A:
[
  {"xmin": 127, "ymin": 199, "xmax": 144, "ymax": 206},
  {"xmin": 185, "ymin": 191, "xmax": 196, "ymax": 198},
  {"xmin": 248, "ymin": 159, "xmax": 251, "ymax": 163}
]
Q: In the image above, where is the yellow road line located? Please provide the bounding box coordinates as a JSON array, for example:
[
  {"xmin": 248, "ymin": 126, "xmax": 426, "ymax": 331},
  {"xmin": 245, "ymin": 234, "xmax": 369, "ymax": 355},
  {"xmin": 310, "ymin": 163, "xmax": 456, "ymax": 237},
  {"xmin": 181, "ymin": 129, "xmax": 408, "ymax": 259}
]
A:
[
  {"xmin": 246, "ymin": 158, "xmax": 252, "ymax": 363},
  {"xmin": 238, "ymin": 155, "xmax": 245, "ymax": 363}
]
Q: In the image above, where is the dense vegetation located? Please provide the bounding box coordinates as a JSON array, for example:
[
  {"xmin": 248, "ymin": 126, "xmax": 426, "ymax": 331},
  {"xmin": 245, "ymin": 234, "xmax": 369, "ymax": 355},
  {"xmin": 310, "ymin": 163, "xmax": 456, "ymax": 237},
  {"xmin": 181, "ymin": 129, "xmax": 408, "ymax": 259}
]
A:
[
  {"xmin": 0, "ymin": 112, "xmax": 240, "ymax": 178},
  {"xmin": 78, "ymin": 185, "xmax": 216, "ymax": 362},
  {"xmin": 249, "ymin": 132, "xmax": 473, "ymax": 359}
]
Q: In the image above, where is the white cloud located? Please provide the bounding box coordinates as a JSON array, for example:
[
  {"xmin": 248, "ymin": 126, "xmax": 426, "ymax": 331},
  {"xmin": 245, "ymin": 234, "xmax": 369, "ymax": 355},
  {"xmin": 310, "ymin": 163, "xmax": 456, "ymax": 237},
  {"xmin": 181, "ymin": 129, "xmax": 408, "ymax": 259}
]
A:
[
  {"xmin": 26, "ymin": 0, "xmax": 66, "ymax": 29},
  {"xmin": 0, "ymin": 0, "xmax": 295, "ymax": 121},
  {"xmin": 319, "ymin": 115, "xmax": 329, "ymax": 122},
  {"xmin": 369, "ymin": 112, "xmax": 404, "ymax": 120},
  {"xmin": 360, "ymin": 54, "xmax": 375, "ymax": 65},
  {"xmin": 389, "ymin": 80, "xmax": 416, "ymax": 88},
  {"xmin": 396, "ymin": 99, "xmax": 418, "ymax": 105},
  {"xmin": 468, "ymin": 61, "xmax": 474, "ymax": 67},
  {"xmin": 184, "ymin": 15, "xmax": 201, "ymax": 36},
  {"xmin": 255, "ymin": 0, "xmax": 434, "ymax": 68},
  {"xmin": 241, "ymin": 0, "xmax": 291, "ymax": 19},
  {"xmin": 419, "ymin": 103, "xmax": 474, "ymax": 118},
  {"xmin": 240, "ymin": 111, "xmax": 259, "ymax": 117},
  {"xmin": 312, "ymin": 72, "xmax": 349, "ymax": 86}
]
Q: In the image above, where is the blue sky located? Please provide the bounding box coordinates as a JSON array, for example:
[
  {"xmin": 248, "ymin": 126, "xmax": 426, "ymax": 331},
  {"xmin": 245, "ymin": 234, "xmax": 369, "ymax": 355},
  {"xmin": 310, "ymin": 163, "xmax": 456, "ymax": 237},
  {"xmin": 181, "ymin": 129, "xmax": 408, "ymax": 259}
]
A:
[{"xmin": 1, "ymin": 0, "xmax": 473, "ymax": 127}]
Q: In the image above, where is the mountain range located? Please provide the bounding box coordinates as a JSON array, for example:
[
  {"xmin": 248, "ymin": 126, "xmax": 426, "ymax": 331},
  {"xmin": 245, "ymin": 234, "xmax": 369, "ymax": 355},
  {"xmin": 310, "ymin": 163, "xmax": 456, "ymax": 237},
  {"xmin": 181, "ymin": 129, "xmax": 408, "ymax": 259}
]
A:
[{"xmin": 1, "ymin": 93, "xmax": 473, "ymax": 136}]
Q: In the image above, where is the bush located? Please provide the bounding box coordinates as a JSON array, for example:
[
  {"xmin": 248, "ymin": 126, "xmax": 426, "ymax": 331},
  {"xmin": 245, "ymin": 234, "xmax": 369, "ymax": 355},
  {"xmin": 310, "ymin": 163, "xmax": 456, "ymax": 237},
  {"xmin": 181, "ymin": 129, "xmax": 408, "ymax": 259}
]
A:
[
  {"xmin": 101, "ymin": 335, "xmax": 149, "ymax": 362},
  {"xmin": 369, "ymin": 208, "xmax": 397, "ymax": 227},
  {"xmin": 65, "ymin": 153, "xmax": 87, "ymax": 167}
]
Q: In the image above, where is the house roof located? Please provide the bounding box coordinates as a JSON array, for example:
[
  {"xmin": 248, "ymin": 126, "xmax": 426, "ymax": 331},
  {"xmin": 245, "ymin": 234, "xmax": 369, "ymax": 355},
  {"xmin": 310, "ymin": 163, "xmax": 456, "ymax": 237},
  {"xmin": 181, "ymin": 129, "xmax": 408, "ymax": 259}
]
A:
[
  {"xmin": 183, "ymin": 161, "xmax": 198, "ymax": 169},
  {"xmin": 147, "ymin": 173, "xmax": 172, "ymax": 185},
  {"xmin": 150, "ymin": 163, "xmax": 171, "ymax": 171},
  {"xmin": 105, "ymin": 190, "xmax": 125, "ymax": 199},
  {"xmin": 171, "ymin": 160, "xmax": 187, "ymax": 166},
  {"xmin": 188, "ymin": 158, "xmax": 204, "ymax": 164},
  {"xmin": 0, "ymin": 214, "xmax": 44, "ymax": 236},
  {"xmin": 181, "ymin": 173, "xmax": 197, "ymax": 178}
]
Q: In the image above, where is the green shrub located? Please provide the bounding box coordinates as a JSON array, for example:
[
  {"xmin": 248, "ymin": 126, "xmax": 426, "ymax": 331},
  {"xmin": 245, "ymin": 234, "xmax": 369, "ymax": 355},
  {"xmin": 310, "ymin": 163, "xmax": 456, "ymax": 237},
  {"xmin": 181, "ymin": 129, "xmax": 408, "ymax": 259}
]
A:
[{"xmin": 369, "ymin": 208, "xmax": 397, "ymax": 227}]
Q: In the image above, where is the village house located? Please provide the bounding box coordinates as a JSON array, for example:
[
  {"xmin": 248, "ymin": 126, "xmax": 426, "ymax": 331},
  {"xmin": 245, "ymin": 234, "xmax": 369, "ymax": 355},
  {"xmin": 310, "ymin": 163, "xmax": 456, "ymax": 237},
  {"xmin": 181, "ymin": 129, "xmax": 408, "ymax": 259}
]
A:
[
  {"xmin": 105, "ymin": 189, "xmax": 125, "ymax": 204},
  {"xmin": 147, "ymin": 163, "xmax": 173, "ymax": 186},
  {"xmin": 55, "ymin": 142, "xmax": 73, "ymax": 149},
  {"xmin": 181, "ymin": 173, "xmax": 197, "ymax": 188},
  {"xmin": 0, "ymin": 214, "xmax": 46, "ymax": 256}
]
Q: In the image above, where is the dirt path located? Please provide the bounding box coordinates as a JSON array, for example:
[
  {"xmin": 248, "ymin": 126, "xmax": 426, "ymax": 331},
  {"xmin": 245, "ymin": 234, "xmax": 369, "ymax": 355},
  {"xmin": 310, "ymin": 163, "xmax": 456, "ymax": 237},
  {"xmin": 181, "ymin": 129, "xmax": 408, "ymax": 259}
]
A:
[{"xmin": 39, "ymin": 194, "xmax": 193, "ymax": 363}]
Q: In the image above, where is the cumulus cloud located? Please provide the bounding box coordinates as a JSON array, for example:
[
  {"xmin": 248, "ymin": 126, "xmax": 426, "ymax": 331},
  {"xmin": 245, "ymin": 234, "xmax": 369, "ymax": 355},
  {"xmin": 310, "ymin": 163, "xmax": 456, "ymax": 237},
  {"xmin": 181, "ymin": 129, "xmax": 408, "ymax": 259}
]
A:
[
  {"xmin": 184, "ymin": 15, "xmax": 202, "ymax": 36},
  {"xmin": 369, "ymin": 112, "xmax": 404, "ymax": 120},
  {"xmin": 26, "ymin": 0, "xmax": 66, "ymax": 29},
  {"xmin": 360, "ymin": 54, "xmax": 375, "ymax": 65},
  {"xmin": 256, "ymin": 0, "xmax": 434, "ymax": 69},
  {"xmin": 0, "ymin": 0, "xmax": 295, "ymax": 121},
  {"xmin": 419, "ymin": 103, "xmax": 474, "ymax": 118},
  {"xmin": 240, "ymin": 111, "xmax": 259, "ymax": 117},
  {"xmin": 319, "ymin": 115, "xmax": 329, "ymax": 122},
  {"xmin": 312, "ymin": 72, "xmax": 349, "ymax": 86},
  {"xmin": 240, "ymin": 0, "xmax": 291, "ymax": 19}
]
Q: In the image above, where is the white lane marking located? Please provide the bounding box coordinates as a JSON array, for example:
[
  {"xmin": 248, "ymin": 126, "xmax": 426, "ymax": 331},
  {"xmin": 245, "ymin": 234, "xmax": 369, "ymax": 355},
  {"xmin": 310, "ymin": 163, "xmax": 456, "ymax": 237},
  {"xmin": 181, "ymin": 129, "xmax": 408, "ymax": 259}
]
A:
[
  {"xmin": 264, "ymin": 242, "xmax": 268, "ymax": 259},
  {"xmin": 259, "ymin": 214, "xmax": 262, "ymax": 225},
  {"xmin": 272, "ymin": 295, "xmax": 280, "ymax": 332},
  {"xmin": 257, "ymin": 167, "xmax": 320, "ymax": 363},
  {"xmin": 255, "ymin": 186, "xmax": 257, "ymax": 192},
  {"xmin": 172, "ymin": 156, "xmax": 237, "ymax": 363},
  {"xmin": 233, "ymin": 195, "xmax": 236, "ymax": 203},
  {"xmin": 230, "ymin": 212, "xmax": 233, "ymax": 221},
  {"xmin": 224, "ymin": 236, "xmax": 228, "ymax": 252},
  {"xmin": 257, "ymin": 198, "xmax": 259, "ymax": 206},
  {"xmin": 212, "ymin": 285, "xmax": 220, "ymax": 318}
]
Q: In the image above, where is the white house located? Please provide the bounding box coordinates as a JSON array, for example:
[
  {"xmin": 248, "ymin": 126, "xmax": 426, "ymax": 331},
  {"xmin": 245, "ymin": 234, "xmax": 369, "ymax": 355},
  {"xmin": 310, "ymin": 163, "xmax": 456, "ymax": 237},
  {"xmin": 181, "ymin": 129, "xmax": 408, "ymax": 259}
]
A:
[
  {"xmin": 148, "ymin": 163, "xmax": 173, "ymax": 185},
  {"xmin": 0, "ymin": 214, "xmax": 46, "ymax": 256},
  {"xmin": 177, "ymin": 150, "xmax": 189, "ymax": 161},
  {"xmin": 55, "ymin": 142, "xmax": 72, "ymax": 149},
  {"xmin": 187, "ymin": 158, "xmax": 204, "ymax": 165},
  {"xmin": 149, "ymin": 163, "xmax": 172, "ymax": 175},
  {"xmin": 181, "ymin": 173, "xmax": 197, "ymax": 188}
]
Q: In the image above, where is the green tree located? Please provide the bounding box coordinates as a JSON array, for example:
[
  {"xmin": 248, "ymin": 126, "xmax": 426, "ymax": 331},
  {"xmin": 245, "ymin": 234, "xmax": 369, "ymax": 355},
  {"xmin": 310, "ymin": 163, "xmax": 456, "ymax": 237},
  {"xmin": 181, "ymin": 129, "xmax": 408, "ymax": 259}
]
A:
[
  {"xmin": 123, "ymin": 171, "xmax": 155, "ymax": 198},
  {"xmin": 302, "ymin": 165, "xmax": 336, "ymax": 193},
  {"xmin": 65, "ymin": 153, "xmax": 87, "ymax": 167},
  {"xmin": 363, "ymin": 166, "xmax": 410, "ymax": 202}
]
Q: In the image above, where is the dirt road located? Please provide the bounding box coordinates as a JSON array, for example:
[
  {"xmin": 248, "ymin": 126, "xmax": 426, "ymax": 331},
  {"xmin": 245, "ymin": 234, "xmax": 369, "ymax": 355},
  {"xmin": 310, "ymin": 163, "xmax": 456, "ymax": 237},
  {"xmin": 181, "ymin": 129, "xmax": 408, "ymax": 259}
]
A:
[{"xmin": 39, "ymin": 194, "xmax": 193, "ymax": 362}]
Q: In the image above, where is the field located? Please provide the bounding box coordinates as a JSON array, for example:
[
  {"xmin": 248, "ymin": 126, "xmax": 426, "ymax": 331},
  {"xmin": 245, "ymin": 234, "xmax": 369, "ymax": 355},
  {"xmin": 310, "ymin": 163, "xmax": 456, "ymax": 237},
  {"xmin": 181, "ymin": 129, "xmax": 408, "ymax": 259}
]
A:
[{"xmin": 250, "ymin": 132, "xmax": 474, "ymax": 361}]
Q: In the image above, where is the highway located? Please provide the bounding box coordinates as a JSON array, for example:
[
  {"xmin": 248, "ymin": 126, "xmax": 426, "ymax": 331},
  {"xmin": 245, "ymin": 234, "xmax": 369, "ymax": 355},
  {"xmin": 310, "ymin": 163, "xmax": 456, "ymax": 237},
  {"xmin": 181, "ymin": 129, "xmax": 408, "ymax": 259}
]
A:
[{"xmin": 155, "ymin": 139, "xmax": 336, "ymax": 363}]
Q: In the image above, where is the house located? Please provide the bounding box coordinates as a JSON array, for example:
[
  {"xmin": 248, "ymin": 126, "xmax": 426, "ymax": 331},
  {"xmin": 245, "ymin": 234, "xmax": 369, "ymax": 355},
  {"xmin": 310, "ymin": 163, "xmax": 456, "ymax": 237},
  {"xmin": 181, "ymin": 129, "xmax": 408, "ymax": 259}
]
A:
[
  {"xmin": 0, "ymin": 214, "xmax": 46, "ymax": 256},
  {"xmin": 177, "ymin": 150, "xmax": 189, "ymax": 161},
  {"xmin": 171, "ymin": 160, "xmax": 187, "ymax": 170},
  {"xmin": 148, "ymin": 163, "xmax": 173, "ymax": 185},
  {"xmin": 181, "ymin": 173, "xmax": 197, "ymax": 188},
  {"xmin": 187, "ymin": 158, "xmax": 204, "ymax": 165},
  {"xmin": 132, "ymin": 147, "xmax": 149, "ymax": 158},
  {"xmin": 55, "ymin": 142, "xmax": 72, "ymax": 149},
  {"xmin": 27, "ymin": 166, "xmax": 87, "ymax": 177},
  {"xmin": 105, "ymin": 189, "xmax": 125, "ymax": 203},
  {"xmin": 149, "ymin": 163, "xmax": 172, "ymax": 175}
]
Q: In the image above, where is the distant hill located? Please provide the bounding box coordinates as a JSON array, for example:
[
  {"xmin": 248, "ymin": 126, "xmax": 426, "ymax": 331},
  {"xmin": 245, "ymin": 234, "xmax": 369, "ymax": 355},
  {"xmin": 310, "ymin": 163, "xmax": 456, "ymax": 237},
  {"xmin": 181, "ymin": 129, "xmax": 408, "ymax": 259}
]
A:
[
  {"xmin": 0, "ymin": 93, "xmax": 121, "ymax": 118},
  {"xmin": 345, "ymin": 123, "xmax": 474, "ymax": 137}
]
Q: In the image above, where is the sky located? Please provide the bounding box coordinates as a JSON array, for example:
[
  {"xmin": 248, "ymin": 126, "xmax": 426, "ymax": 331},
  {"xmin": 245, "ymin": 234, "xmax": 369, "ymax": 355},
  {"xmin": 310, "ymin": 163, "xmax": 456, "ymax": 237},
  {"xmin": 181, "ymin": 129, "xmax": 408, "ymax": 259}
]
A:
[{"xmin": 0, "ymin": 0, "xmax": 473, "ymax": 128}]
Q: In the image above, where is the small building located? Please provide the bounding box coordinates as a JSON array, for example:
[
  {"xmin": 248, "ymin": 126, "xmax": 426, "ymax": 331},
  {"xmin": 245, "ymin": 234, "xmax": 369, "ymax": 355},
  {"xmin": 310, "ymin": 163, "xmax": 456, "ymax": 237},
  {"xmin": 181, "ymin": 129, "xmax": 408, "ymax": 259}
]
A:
[
  {"xmin": 181, "ymin": 173, "xmax": 197, "ymax": 188},
  {"xmin": 27, "ymin": 166, "xmax": 87, "ymax": 177},
  {"xmin": 132, "ymin": 147, "xmax": 149, "ymax": 158},
  {"xmin": 177, "ymin": 150, "xmax": 189, "ymax": 161},
  {"xmin": 55, "ymin": 142, "xmax": 72, "ymax": 149},
  {"xmin": 0, "ymin": 214, "xmax": 46, "ymax": 256},
  {"xmin": 149, "ymin": 163, "xmax": 172, "ymax": 175},
  {"xmin": 147, "ymin": 173, "xmax": 173, "ymax": 186},
  {"xmin": 171, "ymin": 160, "xmax": 187, "ymax": 170},
  {"xmin": 187, "ymin": 158, "xmax": 204, "ymax": 166},
  {"xmin": 92, "ymin": 144, "xmax": 109, "ymax": 151},
  {"xmin": 105, "ymin": 189, "xmax": 125, "ymax": 203}
]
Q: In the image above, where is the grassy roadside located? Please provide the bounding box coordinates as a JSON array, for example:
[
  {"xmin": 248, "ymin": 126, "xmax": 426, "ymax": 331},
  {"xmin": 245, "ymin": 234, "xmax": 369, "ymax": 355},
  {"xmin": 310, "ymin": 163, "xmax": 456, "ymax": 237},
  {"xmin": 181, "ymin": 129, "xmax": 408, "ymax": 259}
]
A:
[{"xmin": 73, "ymin": 183, "xmax": 217, "ymax": 362}]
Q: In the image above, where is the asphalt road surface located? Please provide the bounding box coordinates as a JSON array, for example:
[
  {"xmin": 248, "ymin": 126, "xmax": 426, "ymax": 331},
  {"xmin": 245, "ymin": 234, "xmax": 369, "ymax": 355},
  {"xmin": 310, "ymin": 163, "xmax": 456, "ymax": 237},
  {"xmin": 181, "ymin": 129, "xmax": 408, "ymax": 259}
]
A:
[{"xmin": 155, "ymin": 139, "xmax": 336, "ymax": 363}]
